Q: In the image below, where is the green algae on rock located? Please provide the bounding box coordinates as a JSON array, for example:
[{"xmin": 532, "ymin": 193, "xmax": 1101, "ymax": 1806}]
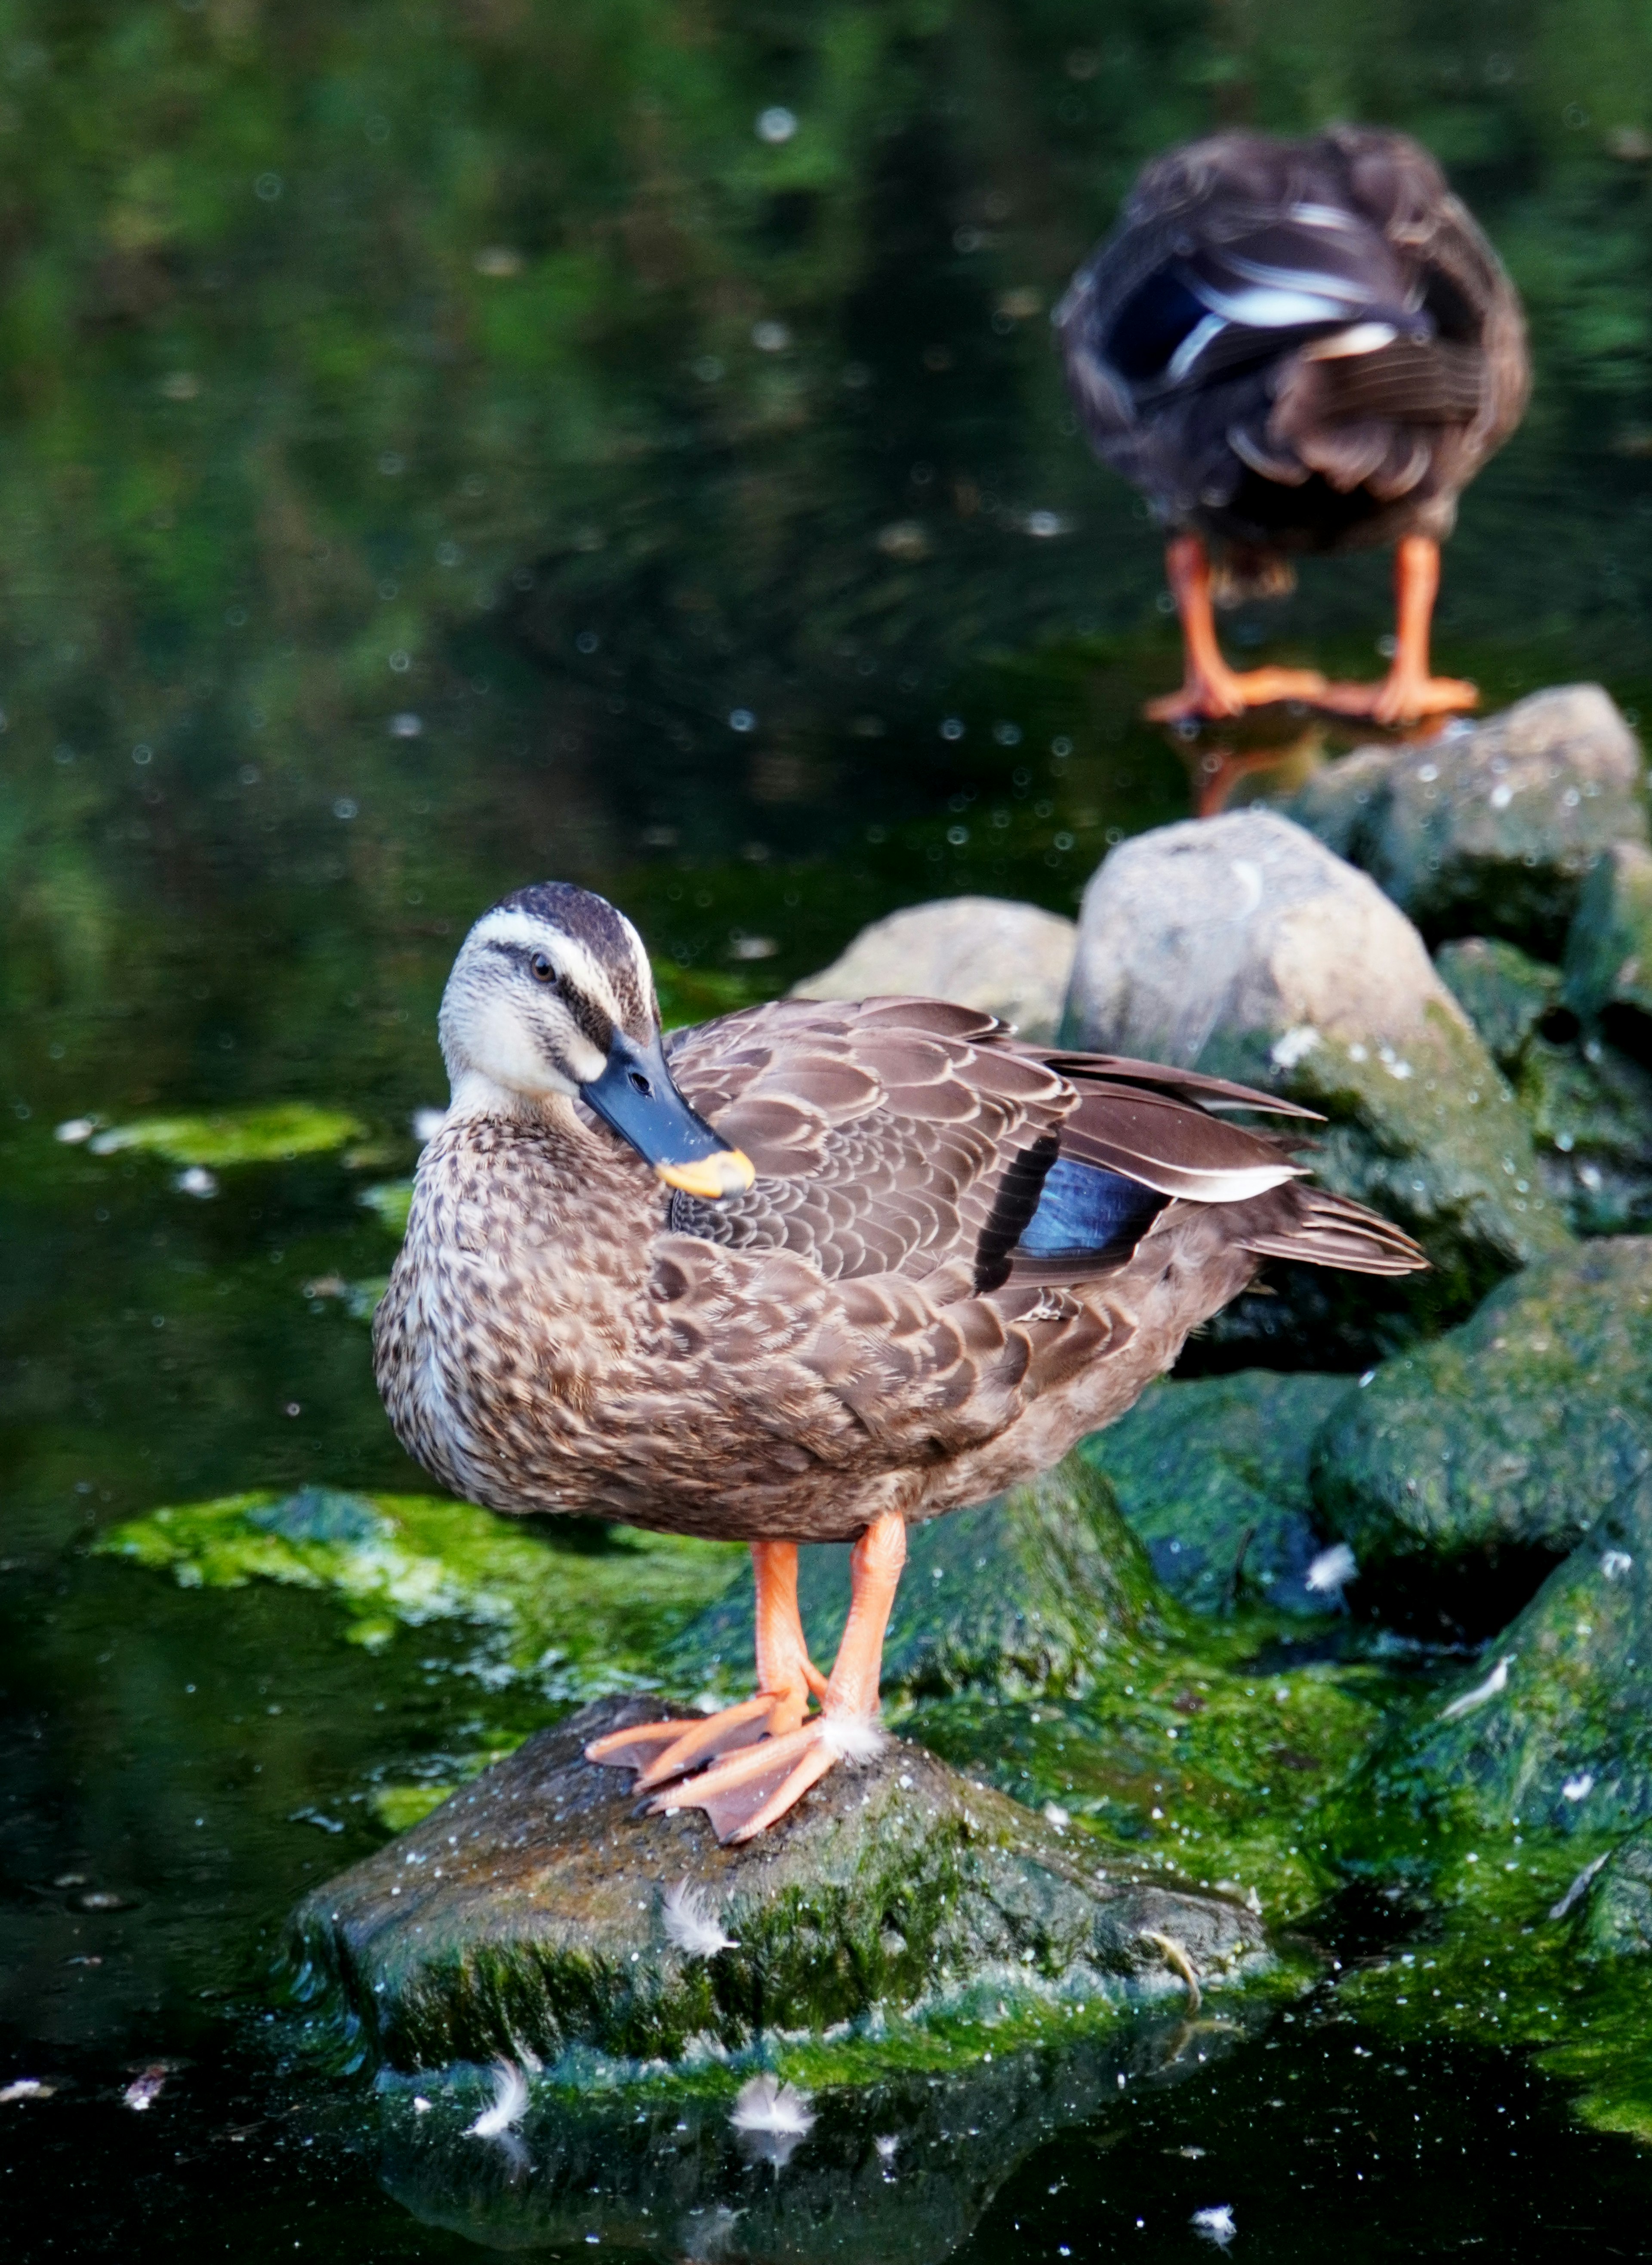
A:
[
  {"xmin": 288, "ymin": 1695, "xmax": 1271, "ymax": 2073},
  {"xmin": 1079, "ymin": 1372, "xmax": 1353, "ymax": 1615},
  {"xmin": 97, "ymin": 1485, "xmax": 742, "ymax": 1698},
  {"xmin": 671, "ymin": 1451, "xmax": 1171, "ymax": 1704},
  {"xmin": 1435, "ymin": 936, "xmax": 1564, "ymax": 1072},
  {"xmin": 1312, "ymin": 1240, "xmax": 1652, "ymax": 1625},
  {"xmin": 86, "ymin": 1101, "xmax": 367, "ymax": 1167},
  {"xmin": 1562, "ymin": 838, "xmax": 1652, "ymax": 1039}
]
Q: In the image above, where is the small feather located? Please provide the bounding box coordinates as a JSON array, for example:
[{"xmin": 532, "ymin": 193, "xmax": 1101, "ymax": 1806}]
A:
[
  {"xmin": 730, "ymin": 2073, "xmax": 817, "ymax": 2139},
  {"xmin": 465, "ymin": 2061, "xmax": 529, "ymax": 2140},
  {"xmin": 1438, "ymin": 1654, "xmax": 1513, "ymax": 1722},
  {"xmin": 820, "ymin": 1713, "xmax": 887, "ymax": 1765},
  {"xmin": 1193, "ymin": 2204, "xmax": 1237, "ymax": 2247},
  {"xmin": 1305, "ymin": 1543, "xmax": 1357, "ymax": 1596},
  {"xmin": 122, "ymin": 2065, "xmax": 170, "ymax": 2112},
  {"xmin": 1549, "ymin": 1851, "xmax": 1611, "ymax": 1921},
  {"xmin": 662, "ymin": 1877, "xmax": 738, "ymax": 1958}
]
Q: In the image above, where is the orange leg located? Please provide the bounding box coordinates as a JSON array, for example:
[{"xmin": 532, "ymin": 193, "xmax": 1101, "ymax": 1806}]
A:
[
  {"xmin": 592, "ymin": 1514, "xmax": 909, "ymax": 1845},
  {"xmin": 1316, "ymin": 536, "xmax": 1478, "ymax": 725},
  {"xmin": 1145, "ymin": 535, "xmax": 1328, "ymax": 723},
  {"xmin": 584, "ymin": 1540, "xmax": 827, "ymax": 1782}
]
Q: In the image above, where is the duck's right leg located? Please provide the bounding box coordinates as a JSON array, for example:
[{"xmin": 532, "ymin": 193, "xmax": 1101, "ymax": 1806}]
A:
[
  {"xmin": 584, "ymin": 1541, "xmax": 826, "ymax": 1782},
  {"xmin": 1145, "ymin": 535, "xmax": 1327, "ymax": 722}
]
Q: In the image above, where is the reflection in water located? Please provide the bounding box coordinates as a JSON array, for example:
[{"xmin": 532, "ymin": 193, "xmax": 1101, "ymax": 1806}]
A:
[{"xmin": 380, "ymin": 2010, "xmax": 1259, "ymax": 2262}]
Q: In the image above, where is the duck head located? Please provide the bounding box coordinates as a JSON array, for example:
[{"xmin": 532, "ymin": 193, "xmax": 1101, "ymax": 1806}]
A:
[{"xmin": 438, "ymin": 882, "xmax": 754, "ymax": 1200}]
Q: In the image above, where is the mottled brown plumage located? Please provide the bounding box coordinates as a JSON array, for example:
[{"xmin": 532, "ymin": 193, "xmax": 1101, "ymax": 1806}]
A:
[{"xmin": 374, "ymin": 888, "xmax": 1424, "ymax": 1837}]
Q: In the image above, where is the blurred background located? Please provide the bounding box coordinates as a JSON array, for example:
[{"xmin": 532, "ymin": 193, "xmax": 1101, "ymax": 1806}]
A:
[{"xmin": 6, "ymin": 0, "xmax": 1652, "ymax": 2253}]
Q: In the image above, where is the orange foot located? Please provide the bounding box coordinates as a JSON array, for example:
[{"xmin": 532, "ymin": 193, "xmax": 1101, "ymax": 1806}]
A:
[
  {"xmin": 587, "ymin": 1514, "xmax": 907, "ymax": 1843},
  {"xmin": 1145, "ymin": 663, "xmax": 1328, "ymax": 724},
  {"xmin": 1314, "ymin": 671, "xmax": 1479, "ymax": 727}
]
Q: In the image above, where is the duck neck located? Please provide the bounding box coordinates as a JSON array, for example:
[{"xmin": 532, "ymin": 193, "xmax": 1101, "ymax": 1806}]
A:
[{"xmin": 445, "ymin": 1069, "xmax": 581, "ymax": 1131}]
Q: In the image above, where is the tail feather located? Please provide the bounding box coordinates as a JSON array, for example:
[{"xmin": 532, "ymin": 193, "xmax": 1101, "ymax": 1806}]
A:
[{"xmin": 1233, "ymin": 1183, "xmax": 1427, "ymax": 1278}]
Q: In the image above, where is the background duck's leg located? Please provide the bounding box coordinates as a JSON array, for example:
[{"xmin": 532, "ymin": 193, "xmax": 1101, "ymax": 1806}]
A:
[
  {"xmin": 584, "ymin": 1541, "xmax": 825, "ymax": 1779},
  {"xmin": 654, "ymin": 1512, "xmax": 909, "ymax": 1844},
  {"xmin": 1145, "ymin": 535, "xmax": 1327, "ymax": 722},
  {"xmin": 1316, "ymin": 536, "xmax": 1478, "ymax": 724}
]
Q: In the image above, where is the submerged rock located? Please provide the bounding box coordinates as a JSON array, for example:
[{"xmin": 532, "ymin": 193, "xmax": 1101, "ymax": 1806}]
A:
[
  {"xmin": 1367, "ymin": 1469, "xmax": 1652, "ymax": 1840},
  {"xmin": 1286, "ymin": 684, "xmax": 1647, "ymax": 950},
  {"xmin": 793, "ymin": 896, "xmax": 1077, "ymax": 1041},
  {"xmin": 1079, "ymin": 1372, "xmax": 1352, "ymax": 1615},
  {"xmin": 1062, "ymin": 809, "xmax": 1566, "ymax": 1353},
  {"xmin": 290, "ymin": 1696, "xmax": 1270, "ymax": 2071},
  {"xmin": 672, "ymin": 1451, "xmax": 1169, "ymax": 1701},
  {"xmin": 1313, "ymin": 1240, "xmax": 1652, "ymax": 1633}
]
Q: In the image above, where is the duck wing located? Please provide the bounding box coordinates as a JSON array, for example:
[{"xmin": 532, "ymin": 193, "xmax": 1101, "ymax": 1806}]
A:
[
  {"xmin": 665, "ymin": 997, "xmax": 1422, "ymax": 1294},
  {"xmin": 1057, "ymin": 125, "xmax": 1526, "ymax": 537}
]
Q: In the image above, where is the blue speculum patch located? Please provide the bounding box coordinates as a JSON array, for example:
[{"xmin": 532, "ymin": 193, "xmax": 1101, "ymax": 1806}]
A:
[{"xmin": 1017, "ymin": 1156, "xmax": 1168, "ymax": 1260}]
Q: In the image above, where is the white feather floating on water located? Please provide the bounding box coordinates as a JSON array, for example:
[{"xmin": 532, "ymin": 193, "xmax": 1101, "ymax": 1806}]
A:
[
  {"xmin": 1439, "ymin": 1655, "xmax": 1513, "ymax": 1722},
  {"xmin": 1602, "ymin": 1550, "xmax": 1634, "ymax": 1582},
  {"xmin": 730, "ymin": 2073, "xmax": 816, "ymax": 2138},
  {"xmin": 730, "ymin": 2073, "xmax": 817, "ymax": 2166},
  {"xmin": 1192, "ymin": 2204, "xmax": 1237, "ymax": 2247},
  {"xmin": 820, "ymin": 1713, "xmax": 886, "ymax": 1765},
  {"xmin": 663, "ymin": 1877, "xmax": 737, "ymax": 1958},
  {"xmin": 465, "ymin": 2062, "xmax": 529, "ymax": 2140},
  {"xmin": 874, "ymin": 2132, "xmax": 900, "ymax": 2164},
  {"xmin": 122, "ymin": 2065, "xmax": 169, "ymax": 2112}
]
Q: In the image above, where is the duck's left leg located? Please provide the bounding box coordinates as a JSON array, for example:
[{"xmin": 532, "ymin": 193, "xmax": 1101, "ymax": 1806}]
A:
[
  {"xmin": 584, "ymin": 1540, "xmax": 827, "ymax": 1780},
  {"xmin": 646, "ymin": 1511, "xmax": 908, "ymax": 1843},
  {"xmin": 1316, "ymin": 536, "xmax": 1478, "ymax": 725}
]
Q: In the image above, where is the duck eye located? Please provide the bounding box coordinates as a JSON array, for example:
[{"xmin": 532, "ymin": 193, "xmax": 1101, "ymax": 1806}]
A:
[{"xmin": 530, "ymin": 953, "xmax": 557, "ymax": 985}]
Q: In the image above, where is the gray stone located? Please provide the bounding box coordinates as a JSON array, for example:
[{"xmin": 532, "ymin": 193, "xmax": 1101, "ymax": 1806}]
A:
[
  {"xmin": 1061, "ymin": 810, "xmax": 1567, "ymax": 1349},
  {"xmin": 672, "ymin": 1451, "xmax": 1171, "ymax": 1702},
  {"xmin": 1312, "ymin": 1239, "xmax": 1652, "ymax": 1631},
  {"xmin": 794, "ymin": 896, "xmax": 1076, "ymax": 1041},
  {"xmin": 1372, "ymin": 1469, "xmax": 1652, "ymax": 1839},
  {"xmin": 1284, "ymin": 684, "xmax": 1647, "ymax": 950},
  {"xmin": 289, "ymin": 1697, "xmax": 1270, "ymax": 2071},
  {"xmin": 1562, "ymin": 839, "xmax": 1652, "ymax": 1033},
  {"xmin": 1080, "ymin": 1371, "xmax": 1355, "ymax": 1615}
]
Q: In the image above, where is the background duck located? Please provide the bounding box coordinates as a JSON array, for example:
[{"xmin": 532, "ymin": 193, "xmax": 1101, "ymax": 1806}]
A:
[
  {"xmin": 1056, "ymin": 123, "xmax": 1529, "ymax": 725},
  {"xmin": 374, "ymin": 882, "xmax": 1424, "ymax": 1842}
]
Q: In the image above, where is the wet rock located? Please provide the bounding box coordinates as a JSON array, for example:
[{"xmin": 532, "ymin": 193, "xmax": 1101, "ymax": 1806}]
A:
[
  {"xmin": 1369, "ymin": 1469, "xmax": 1652, "ymax": 1839},
  {"xmin": 376, "ymin": 2007, "xmax": 1263, "ymax": 2264},
  {"xmin": 793, "ymin": 896, "xmax": 1077, "ymax": 1041},
  {"xmin": 1435, "ymin": 936, "xmax": 1564, "ymax": 1073},
  {"xmin": 1285, "ymin": 684, "xmax": 1647, "ymax": 950},
  {"xmin": 672, "ymin": 1451, "xmax": 1170, "ymax": 1701},
  {"xmin": 1313, "ymin": 1239, "xmax": 1652, "ymax": 1633},
  {"xmin": 289, "ymin": 1696, "xmax": 1270, "ymax": 2071},
  {"xmin": 1583, "ymin": 1827, "xmax": 1652, "ymax": 1958},
  {"xmin": 1079, "ymin": 1372, "xmax": 1353, "ymax": 1615},
  {"xmin": 1062, "ymin": 809, "xmax": 1566, "ymax": 1354},
  {"xmin": 1562, "ymin": 839, "xmax": 1652, "ymax": 1042}
]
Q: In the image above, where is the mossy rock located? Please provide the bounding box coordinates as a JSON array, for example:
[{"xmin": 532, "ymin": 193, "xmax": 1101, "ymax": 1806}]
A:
[
  {"xmin": 289, "ymin": 1696, "xmax": 1270, "ymax": 2071},
  {"xmin": 671, "ymin": 1451, "xmax": 1171, "ymax": 1703},
  {"xmin": 1435, "ymin": 936, "xmax": 1564, "ymax": 1072},
  {"xmin": 1562, "ymin": 839, "xmax": 1652, "ymax": 1036},
  {"xmin": 1359, "ymin": 1469, "xmax": 1652, "ymax": 1842},
  {"xmin": 1583, "ymin": 1826, "xmax": 1652, "ymax": 1959},
  {"xmin": 1079, "ymin": 1372, "xmax": 1352, "ymax": 1615},
  {"xmin": 1312, "ymin": 1240, "xmax": 1652, "ymax": 1632}
]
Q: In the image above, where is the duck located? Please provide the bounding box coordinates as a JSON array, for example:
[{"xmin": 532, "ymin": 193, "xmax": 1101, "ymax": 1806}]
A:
[
  {"xmin": 373, "ymin": 881, "xmax": 1424, "ymax": 1843},
  {"xmin": 1055, "ymin": 124, "xmax": 1529, "ymax": 726}
]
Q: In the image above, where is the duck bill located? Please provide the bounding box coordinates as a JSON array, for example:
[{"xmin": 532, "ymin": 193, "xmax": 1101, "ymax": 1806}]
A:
[{"xmin": 579, "ymin": 1029, "xmax": 754, "ymax": 1201}]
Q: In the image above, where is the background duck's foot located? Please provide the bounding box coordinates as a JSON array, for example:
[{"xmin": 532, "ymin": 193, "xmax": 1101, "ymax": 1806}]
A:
[
  {"xmin": 583, "ymin": 1689, "xmax": 801, "ymax": 1785},
  {"xmin": 1315, "ymin": 671, "xmax": 1479, "ymax": 725},
  {"xmin": 1146, "ymin": 664, "xmax": 1328, "ymax": 723}
]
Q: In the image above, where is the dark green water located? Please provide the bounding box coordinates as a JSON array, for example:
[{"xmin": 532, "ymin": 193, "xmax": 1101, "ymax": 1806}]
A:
[{"xmin": 7, "ymin": 0, "xmax": 1652, "ymax": 2253}]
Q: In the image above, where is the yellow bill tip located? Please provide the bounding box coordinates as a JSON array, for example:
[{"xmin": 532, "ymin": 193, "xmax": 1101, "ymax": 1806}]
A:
[{"xmin": 656, "ymin": 1147, "xmax": 755, "ymax": 1200}]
